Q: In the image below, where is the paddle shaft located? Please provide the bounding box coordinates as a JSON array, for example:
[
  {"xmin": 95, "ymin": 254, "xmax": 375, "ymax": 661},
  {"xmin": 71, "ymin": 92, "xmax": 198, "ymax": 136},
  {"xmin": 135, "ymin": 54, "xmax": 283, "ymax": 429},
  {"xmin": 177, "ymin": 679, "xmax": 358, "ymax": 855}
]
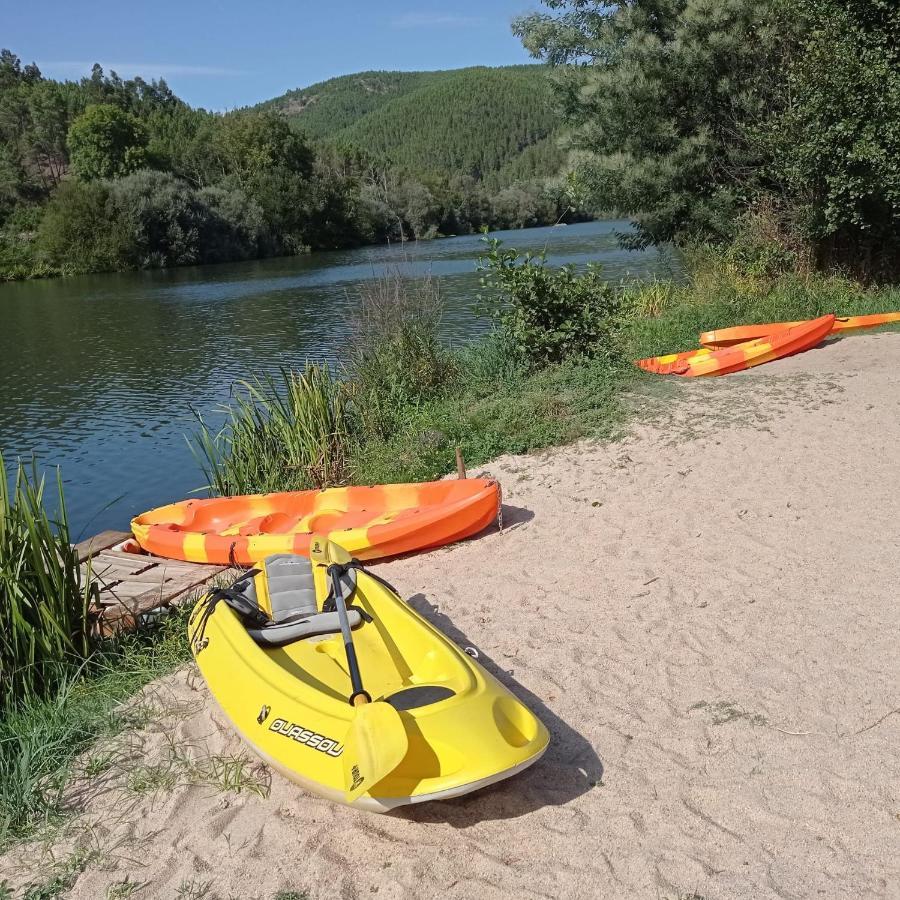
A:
[{"xmin": 328, "ymin": 565, "xmax": 369, "ymax": 705}]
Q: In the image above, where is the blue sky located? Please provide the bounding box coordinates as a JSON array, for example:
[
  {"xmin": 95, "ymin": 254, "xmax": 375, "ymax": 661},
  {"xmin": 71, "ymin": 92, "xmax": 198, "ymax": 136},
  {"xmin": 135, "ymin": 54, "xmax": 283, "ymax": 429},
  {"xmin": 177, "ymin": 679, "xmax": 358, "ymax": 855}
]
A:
[{"xmin": 5, "ymin": 1, "xmax": 540, "ymax": 110}]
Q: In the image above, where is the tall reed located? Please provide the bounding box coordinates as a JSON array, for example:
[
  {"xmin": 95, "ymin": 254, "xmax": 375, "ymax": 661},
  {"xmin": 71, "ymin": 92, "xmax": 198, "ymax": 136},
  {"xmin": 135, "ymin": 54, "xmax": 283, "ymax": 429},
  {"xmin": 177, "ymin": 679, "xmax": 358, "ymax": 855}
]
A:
[
  {"xmin": 0, "ymin": 454, "xmax": 92, "ymax": 709},
  {"xmin": 191, "ymin": 363, "xmax": 350, "ymax": 496},
  {"xmin": 348, "ymin": 266, "xmax": 458, "ymax": 438}
]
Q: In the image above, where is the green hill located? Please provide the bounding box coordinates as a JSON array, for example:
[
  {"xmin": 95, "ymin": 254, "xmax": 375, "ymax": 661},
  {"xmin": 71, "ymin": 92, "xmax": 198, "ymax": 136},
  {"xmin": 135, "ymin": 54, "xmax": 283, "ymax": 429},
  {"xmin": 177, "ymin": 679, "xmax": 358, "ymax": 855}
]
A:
[{"xmin": 259, "ymin": 66, "xmax": 565, "ymax": 189}]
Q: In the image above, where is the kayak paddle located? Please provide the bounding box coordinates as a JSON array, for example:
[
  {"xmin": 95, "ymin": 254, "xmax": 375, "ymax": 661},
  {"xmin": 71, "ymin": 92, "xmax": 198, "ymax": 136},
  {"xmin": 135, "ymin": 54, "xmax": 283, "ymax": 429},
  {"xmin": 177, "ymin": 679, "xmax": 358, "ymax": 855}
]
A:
[{"xmin": 310, "ymin": 535, "xmax": 408, "ymax": 802}]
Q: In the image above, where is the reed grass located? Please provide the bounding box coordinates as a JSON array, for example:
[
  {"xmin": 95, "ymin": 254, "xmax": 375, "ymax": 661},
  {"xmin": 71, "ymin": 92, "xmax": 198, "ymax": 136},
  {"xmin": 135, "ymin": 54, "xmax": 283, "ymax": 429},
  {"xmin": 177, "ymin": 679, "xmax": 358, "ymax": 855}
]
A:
[
  {"xmin": 0, "ymin": 454, "xmax": 92, "ymax": 710},
  {"xmin": 191, "ymin": 363, "xmax": 351, "ymax": 496},
  {"xmin": 348, "ymin": 266, "xmax": 458, "ymax": 438}
]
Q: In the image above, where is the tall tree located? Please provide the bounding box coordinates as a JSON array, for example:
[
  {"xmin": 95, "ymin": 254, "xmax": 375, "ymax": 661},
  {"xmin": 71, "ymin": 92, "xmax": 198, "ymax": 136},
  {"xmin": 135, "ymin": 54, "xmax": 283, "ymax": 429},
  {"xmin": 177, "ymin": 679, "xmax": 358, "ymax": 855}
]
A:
[
  {"xmin": 513, "ymin": 0, "xmax": 792, "ymax": 247},
  {"xmin": 67, "ymin": 103, "xmax": 149, "ymax": 180},
  {"xmin": 760, "ymin": 0, "xmax": 900, "ymax": 272}
]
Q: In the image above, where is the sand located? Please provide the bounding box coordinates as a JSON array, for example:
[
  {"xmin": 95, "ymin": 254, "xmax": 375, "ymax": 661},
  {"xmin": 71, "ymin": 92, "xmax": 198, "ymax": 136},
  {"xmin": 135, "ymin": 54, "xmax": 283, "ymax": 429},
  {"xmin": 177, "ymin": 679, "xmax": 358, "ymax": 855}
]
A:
[{"xmin": 3, "ymin": 332, "xmax": 900, "ymax": 899}]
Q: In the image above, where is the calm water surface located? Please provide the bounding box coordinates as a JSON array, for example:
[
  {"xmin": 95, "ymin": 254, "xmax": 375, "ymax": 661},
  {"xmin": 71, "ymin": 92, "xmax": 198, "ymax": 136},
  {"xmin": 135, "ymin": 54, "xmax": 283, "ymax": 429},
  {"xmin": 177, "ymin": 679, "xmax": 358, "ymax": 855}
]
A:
[{"xmin": 0, "ymin": 220, "xmax": 681, "ymax": 535}]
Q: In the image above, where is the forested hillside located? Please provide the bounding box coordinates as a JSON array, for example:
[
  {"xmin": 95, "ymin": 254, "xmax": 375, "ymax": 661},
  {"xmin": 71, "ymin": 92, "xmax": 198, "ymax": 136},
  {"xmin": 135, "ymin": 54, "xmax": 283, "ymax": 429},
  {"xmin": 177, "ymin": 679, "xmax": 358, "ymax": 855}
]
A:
[
  {"xmin": 260, "ymin": 66, "xmax": 566, "ymax": 190},
  {"xmin": 0, "ymin": 56, "xmax": 576, "ymax": 282}
]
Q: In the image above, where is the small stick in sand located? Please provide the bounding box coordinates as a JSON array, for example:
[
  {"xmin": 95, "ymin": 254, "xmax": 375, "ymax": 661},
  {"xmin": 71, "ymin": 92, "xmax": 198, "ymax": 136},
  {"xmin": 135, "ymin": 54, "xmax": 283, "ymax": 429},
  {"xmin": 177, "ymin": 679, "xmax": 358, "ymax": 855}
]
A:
[{"xmin": 456, "ymin": 447, "xmax": 467, "ymax": 480}]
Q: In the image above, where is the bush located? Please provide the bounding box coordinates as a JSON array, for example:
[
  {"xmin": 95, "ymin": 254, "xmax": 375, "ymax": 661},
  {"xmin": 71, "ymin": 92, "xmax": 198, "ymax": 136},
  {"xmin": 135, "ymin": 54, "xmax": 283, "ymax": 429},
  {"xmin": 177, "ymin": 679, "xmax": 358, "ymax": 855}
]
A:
[
  {"xmin": 0, "ymin": 454, "xmax": 91, "ymax": 710},
  {"xmin": 38, "ymin": 171, "xmax": 271, "ymax": 272},
  {"xmin": 37, "ymin": 179, "xmax": 127, "ymax": 272},
  {"xmin": 107, "ymin": 169, "xmax": 206, "ymax": 268},
  {"xmin": 196, "ymin": 185, "xmax": 269, "ymax": 263},
  {"xmin": 476, "ymin": 236, "xmax": 625, "ymax": 366}
]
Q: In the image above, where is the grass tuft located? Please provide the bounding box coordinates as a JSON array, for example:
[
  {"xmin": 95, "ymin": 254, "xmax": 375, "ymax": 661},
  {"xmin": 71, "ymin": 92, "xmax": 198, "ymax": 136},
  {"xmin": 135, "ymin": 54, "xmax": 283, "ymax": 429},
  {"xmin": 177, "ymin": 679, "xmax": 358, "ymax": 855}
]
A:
[{"xmin": 191, "ymin": 363, "xmax": 350, "ymax": 496}]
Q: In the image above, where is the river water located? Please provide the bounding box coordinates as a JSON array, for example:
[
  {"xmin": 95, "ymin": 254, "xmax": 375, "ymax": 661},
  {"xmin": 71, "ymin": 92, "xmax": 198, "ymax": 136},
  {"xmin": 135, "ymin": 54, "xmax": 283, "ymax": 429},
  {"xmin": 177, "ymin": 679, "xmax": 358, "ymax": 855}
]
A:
[{"xmin": 0, "ymin": 220, "xmax": 680, "ymax": 536}]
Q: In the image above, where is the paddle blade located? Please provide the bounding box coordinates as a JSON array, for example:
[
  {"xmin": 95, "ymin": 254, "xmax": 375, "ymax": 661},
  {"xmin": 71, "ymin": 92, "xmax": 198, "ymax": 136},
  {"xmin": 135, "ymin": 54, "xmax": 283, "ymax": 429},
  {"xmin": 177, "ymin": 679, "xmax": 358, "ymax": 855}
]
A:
[{"xmin": 344, "ymin": 701, "xmax": 408, "ymax": 803}]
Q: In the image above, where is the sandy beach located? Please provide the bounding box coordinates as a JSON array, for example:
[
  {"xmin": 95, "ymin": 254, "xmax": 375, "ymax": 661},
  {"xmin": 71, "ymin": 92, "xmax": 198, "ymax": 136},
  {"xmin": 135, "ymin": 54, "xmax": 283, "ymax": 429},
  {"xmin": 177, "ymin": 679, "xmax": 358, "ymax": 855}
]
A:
[{"xmin": 4, "ymin": 331, "xmax": 900, "ymax": 900}]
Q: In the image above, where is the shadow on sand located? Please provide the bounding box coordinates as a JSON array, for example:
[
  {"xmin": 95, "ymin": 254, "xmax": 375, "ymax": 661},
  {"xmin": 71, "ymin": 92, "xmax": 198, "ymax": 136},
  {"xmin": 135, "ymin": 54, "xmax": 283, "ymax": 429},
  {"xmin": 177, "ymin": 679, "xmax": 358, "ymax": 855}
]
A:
[
  {"xmin": 498, "ymin": 503, "xmax": 534, "ymax": 530},
  {"xmin": 392, "ymin": 592, "xmax": 604, "ymax": 827}
]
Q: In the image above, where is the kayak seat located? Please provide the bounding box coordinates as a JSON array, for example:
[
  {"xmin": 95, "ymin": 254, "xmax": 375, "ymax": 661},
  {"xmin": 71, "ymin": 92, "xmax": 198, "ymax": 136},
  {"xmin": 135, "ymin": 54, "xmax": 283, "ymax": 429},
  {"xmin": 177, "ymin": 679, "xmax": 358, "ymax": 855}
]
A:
[{"xmin": 241, "ymin": 553, "xmax": 362, "ymax": 647}]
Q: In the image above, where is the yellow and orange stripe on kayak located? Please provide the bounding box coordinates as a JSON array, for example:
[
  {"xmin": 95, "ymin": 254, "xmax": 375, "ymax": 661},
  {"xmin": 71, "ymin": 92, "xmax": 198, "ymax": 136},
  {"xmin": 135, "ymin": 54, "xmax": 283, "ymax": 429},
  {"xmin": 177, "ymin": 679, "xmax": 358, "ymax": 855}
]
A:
[
  {"xmin": 699, "ymin": 311, "xmax": 900, "ymax": 349},
  {"xmin": 634, "ymin": 346, "xmax": 715, "ymax": 375},
  {"xmin": 635, "ymin": 314, "xmax": 835, "ymax": 377},
  {"xmin": 131, "ymin": 479, "xmax": 501, "ymax": 565}
]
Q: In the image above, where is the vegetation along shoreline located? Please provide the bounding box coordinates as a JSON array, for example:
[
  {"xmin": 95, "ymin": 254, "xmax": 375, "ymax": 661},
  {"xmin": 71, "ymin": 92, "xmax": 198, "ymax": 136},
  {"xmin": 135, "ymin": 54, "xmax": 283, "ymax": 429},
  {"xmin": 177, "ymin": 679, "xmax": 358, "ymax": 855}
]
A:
[{"xmin": 0, "ymin": 58, "xmax": 589, "ymax": 283}]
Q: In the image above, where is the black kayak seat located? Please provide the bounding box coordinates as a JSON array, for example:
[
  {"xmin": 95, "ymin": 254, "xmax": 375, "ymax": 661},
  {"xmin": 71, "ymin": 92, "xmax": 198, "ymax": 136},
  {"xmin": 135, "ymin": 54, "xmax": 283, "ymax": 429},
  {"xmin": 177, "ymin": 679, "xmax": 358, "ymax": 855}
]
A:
[{"xmin": 239, "ymin": 553, "xmax": 361, "ymax": 647}]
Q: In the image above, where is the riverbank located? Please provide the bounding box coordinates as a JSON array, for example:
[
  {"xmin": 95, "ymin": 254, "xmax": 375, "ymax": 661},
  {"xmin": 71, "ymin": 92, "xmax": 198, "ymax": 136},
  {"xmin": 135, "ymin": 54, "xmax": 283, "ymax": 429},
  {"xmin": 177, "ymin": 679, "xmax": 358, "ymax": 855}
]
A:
[{"xmin": 4, "ymin": 329, "xmax": 899, "ymax": 899}]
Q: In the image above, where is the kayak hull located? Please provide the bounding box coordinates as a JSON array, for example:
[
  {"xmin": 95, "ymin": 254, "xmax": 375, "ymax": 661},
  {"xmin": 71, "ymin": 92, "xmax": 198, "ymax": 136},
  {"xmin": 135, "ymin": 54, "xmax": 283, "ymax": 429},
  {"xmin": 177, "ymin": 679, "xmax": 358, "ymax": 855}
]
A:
[
  {"xmin": 239, "ymin": 721, "xmax": 547, "ymax": 812},
  {"xmin": 635, "ymin": 314, "xmax": 835, "ymax": 377},
  {"xmin": 699, "ymin": 311, "xmax": 900, "ymax": 349},
  {"xmin": 132, "ymin": 479, "xmax": 501, "ymax": 564},
  {"xmin": 189, "ymin": 541, "xmax": 549, "ymax": 810}
]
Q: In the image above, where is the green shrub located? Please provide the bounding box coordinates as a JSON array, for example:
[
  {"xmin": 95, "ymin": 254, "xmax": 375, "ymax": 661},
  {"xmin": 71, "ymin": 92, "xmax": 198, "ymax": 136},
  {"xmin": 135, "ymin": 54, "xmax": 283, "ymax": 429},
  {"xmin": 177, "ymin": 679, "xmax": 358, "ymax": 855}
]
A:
[
  {"xmin": 0, "ymin": 454, "xmax": 91, "ymax": 710},
  {"xmin": 476, "ymin": 236, "xmax": 625, "ymax": 366},
  {"xmin": 197, "ymin": 185, "xmax": 268, "ymax": 262},
  {"xmin": 107, "ymin": 169, "xmax": 206, "ymax": 268},
  {"xmin": 191, "ymin": 364, "xmax": 350, "ymax": 496},
  {"xmin": 37, "ymin": 179, "xmax": 127, "ymax": 272},
  {"xmin": 37, "ymin": 172, "xmax": 271, "ymax": 273}
]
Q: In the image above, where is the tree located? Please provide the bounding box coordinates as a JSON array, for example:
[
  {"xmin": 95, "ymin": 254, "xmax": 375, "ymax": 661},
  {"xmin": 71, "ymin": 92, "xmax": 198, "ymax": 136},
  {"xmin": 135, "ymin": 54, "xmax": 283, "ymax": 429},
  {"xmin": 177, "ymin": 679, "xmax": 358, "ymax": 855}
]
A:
[
  {"xmin": 513, "ymin": 0, "xmax": 792, "ymax": 247},
  {"xmin": 197, "ymin": 184, "xmax": 268, "ymax": 261},
  {"xmin": 67, "ymin": 103, "xmax": 149, "ymax": 180},
  {"xmin": 759, "ymin": 0, "xmax": 900, "ymax": 273},
  {"xmin": 215, "ymin": 112, "xmax": 314, "ymax": 186},
  {"xmin": 106, "ymin": 169, "xmax": 204, "ymax": 267},
  {"xmin": 26, "ymin": 80, "xmax": 70, "ymax": 187}
]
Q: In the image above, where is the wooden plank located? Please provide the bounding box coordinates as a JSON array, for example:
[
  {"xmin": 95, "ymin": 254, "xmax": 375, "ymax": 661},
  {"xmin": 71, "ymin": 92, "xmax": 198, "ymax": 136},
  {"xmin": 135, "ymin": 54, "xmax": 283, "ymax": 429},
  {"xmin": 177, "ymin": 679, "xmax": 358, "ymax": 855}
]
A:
[
  {"xmin": 91, "ymin": 549, "xmax": 159, "ymax": 565},
  {"xmin": 90, "ymin": 560, "xmax": 153, "ymax": 579},
  {"xmin": 74, "ymin": 530, "xmax": 131, "ymax": 563},
  {"xmin": 101, "ymin": 569, "xmax": 179, "ymax": 584},
  {"xmin": 102, "ymin": 581, "xmax": 170, "ymax": 599},
  {"xmin": 152, "ymin": 565, "xmax": 227, "ymax": 581},
  {"xmin": 71, "ymin": 522, "xmax": 233, "ymax": 633},
  {"xmin": 100, "ymin": 580, "xmax": 205, "ymax": 630}
]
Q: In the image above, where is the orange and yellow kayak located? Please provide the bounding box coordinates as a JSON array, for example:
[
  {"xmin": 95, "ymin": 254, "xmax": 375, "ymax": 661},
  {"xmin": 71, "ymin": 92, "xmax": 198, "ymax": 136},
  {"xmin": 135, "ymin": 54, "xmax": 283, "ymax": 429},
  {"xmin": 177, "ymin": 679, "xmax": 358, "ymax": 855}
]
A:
[
  {"xmin": 131, "ymin": 479, "xmax": 501, "ymax": 565},
  {"xmin": 699, "ymin": 311, "xmax": 900, "ymax": 349},
  {"xmin": 635, "ymin": 314, "xmax": 835, "ymax": 377}
]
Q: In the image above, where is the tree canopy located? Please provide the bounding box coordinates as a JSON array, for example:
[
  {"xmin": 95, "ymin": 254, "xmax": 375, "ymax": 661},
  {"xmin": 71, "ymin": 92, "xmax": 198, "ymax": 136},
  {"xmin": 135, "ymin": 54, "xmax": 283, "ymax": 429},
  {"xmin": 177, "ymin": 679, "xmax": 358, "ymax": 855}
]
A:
[
  {"xmin": 0, "ymin": 54, "xmax": 578, "ymax": 280},
  {"xmin": 68, "ymin": 104, "xmax": 149, "ymax": 180},
  {"xmin": 515, "ymin": 0, "xmax": 900, "ymax": 274}
]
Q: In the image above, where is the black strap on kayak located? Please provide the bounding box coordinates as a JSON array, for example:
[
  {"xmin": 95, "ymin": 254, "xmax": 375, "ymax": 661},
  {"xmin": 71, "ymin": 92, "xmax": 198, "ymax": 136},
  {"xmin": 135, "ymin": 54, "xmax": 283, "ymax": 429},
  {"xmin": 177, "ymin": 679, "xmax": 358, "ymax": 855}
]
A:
[
  {"xmin": 322, "ymin": 557, "xmax": 405, "ymax": 621},
  {"xmin": 190, "ymin": 569, "xmax": 266, "ymax": 650},
  {"xmin": 323, "ymin": 558, "xmax": 403, "ymax": 603}
]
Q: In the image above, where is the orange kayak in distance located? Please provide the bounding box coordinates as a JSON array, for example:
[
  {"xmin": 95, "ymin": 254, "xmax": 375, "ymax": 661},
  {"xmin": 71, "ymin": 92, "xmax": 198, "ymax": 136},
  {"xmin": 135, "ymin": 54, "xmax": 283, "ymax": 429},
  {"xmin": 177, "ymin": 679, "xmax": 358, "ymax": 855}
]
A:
[
  {"xmin": 635, "ymin": 314, "xmax": 835, "ymax": 377},
  {"xmin": 699, "ymin": 311, "xmax": 900, "ymax": 348},
  {"xmin": 131, "ymin": 479, "xmax": 500, "ymax": 565}
]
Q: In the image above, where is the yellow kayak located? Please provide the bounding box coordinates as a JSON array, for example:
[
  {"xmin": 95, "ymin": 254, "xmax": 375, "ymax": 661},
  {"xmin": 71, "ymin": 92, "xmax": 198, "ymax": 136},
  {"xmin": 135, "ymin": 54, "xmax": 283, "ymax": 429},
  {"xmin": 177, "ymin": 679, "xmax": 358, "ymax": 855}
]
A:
[{"xmin": 188, "ymin": 537, "xmax": 548, "ymax": 811}]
